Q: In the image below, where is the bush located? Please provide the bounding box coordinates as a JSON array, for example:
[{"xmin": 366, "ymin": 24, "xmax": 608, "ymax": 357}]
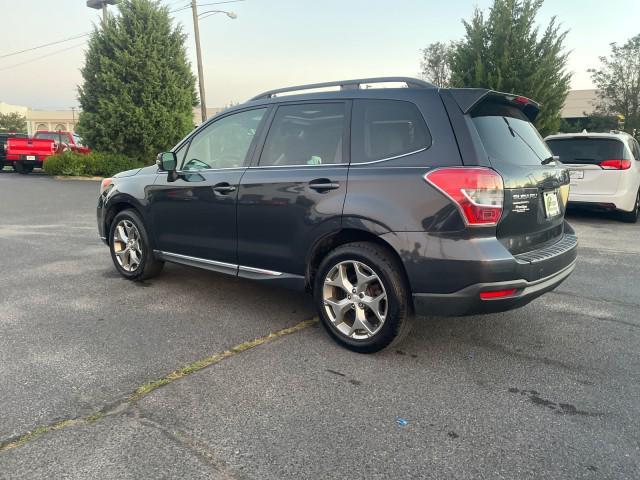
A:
[{"xmin": 44, "ymin": 151, "xmax": 144, "ymax": 177}]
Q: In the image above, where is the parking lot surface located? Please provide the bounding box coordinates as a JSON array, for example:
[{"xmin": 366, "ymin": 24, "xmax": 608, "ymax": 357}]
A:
[{"xmin": 0, "ymin": 172, "xmax": 639, "ymax": 479}]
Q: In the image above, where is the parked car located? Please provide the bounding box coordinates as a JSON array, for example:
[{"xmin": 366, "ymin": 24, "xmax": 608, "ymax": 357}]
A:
[
  {"xmin": 0, "ymin": 132, "xmax": 28, "ymax": 170},
  {"xmin": 97, "ymin": 77, "xmax": 577, "ymax": 352},
  {"xmin": 6, "ymin": 130, "xmax": 90, "ymax": 174},
  {"xmin": 545, "ymin": 130, "xmax": 640, "ymax": 222}
]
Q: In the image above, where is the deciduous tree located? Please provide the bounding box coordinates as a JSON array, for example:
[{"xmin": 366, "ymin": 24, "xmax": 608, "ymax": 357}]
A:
[
  {"xmin": 589, "ymin": 34, "xmax": 640, "ymax": 137},
  {"xmin": 0, "ymin": 112, "xmax": 27, "ymax": 133}
]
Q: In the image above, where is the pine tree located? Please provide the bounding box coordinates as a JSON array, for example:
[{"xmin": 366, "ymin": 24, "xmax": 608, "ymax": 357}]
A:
[
  {"xmin": 449, "ymin": 0, "xmax": 571, "ymax": 136},
  {"xmin": 77, "ymin": 0, "xmax": 197, "ymax": 162}
]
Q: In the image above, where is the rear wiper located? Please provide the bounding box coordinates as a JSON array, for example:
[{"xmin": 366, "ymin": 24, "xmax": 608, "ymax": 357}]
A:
[{"xmin": 541, "ymin": 155, "xmax": 559, "ymax": 165}]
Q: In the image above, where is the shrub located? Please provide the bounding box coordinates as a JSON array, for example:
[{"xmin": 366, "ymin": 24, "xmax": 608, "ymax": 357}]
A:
[{"xmin": 44, "ymin": 151, "xmax": 144, "ymax": 177}]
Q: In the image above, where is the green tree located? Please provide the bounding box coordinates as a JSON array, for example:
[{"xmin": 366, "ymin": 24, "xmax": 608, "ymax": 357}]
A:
[
  {"xmin": 449, "ymin": 0, "xmax": 571, "ymax": 136},
  {"xmin": 0, "ymin": 112, "xmax": 27, "ymax": 133},
  {"xmin": 77, "ymin": 0, "xmax": 197, "ymax": 162},
  {"xmin": 420, "ymin": 42, "xmax": 454, "ymax": 87},
  {"xmin": 588, "ymin": 34, "xmax": 640, "ymax": 137}
]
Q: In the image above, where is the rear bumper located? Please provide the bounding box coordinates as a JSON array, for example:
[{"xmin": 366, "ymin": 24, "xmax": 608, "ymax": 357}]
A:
[
  {"xmin": 381, "ymin": 222, "xmax": 578, "ymax": 316},
  {"xmin": 569, "ymin": 189, "xmax": 638, "ymax": 212},
  {"xmin": 412, "ymin": 259, "xmax": 575, "ymax": 316}
]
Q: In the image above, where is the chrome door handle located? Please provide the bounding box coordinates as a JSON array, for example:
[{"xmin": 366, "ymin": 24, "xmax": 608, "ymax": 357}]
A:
[
  {"xmin": 212, "ymin": 183, "xmax": 236, "ymax": 194},
  {"xmin": 309, "ymin": 180, "xmax": 340, "ymax": 191}
]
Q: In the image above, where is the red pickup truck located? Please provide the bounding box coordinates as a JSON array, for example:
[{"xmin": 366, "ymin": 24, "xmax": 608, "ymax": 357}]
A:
[{"xmin": 6, "ymin": 131, "xmax": 90, "ymax": 174}]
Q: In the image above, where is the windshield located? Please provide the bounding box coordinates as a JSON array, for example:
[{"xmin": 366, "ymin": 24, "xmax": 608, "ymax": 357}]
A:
[
  {"xmin": 471, "ymin": 104, "xmax": 552, "ymax": 166},
  {"xmin": 546, "ymin": 138, "xmax": 625, "ymax": 165}
]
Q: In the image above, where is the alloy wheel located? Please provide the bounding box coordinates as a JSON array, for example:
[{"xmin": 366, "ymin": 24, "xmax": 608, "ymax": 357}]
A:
[
  {"xmin": 322, "ymin": 260, "xmax": 388, "ymax": 340},
  {"xmin": 112, "ymin": 219, "xmax": 143, "ymax": 272}
]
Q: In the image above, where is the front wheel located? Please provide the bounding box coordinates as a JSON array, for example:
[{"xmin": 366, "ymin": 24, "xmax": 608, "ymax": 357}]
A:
[
  {"xmin": 313, "ymin": 242, "xmax": 413, "ymax": 353},
  {"xmin": 108, "ymin": 209, "xmax": 164, "ymax": 281},
  {"xmin": 15, "ymin": 162, "xmax": 33, "ymax": 174},
  {"xmin": 619, "ymin": 189, "xmax": 639, "ymax": 223}
]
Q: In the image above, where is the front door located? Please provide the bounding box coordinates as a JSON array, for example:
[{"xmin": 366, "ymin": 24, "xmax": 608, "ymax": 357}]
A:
[
  {"xmin": 150, "ymin": 107, "xmax": 269, "ymax": 269},
  {"xmin": 237, "ymin": 101, "xmax": 350, "ymax": 280}
]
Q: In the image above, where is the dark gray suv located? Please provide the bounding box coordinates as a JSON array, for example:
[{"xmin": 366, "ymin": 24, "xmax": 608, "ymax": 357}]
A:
[{"xmin": 97, "ymin": 77, "xmax": 577, "ymax": 352}]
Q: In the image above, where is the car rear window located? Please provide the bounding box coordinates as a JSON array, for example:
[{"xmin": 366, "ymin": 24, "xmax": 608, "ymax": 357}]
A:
[
  {"xmin": 546, "ymin": 138, "xmax": 625, "ymax": 165},
  {"xmin": 352, "ymin": 99, "xmax": 431, "ymax": 163},
  {"xmin": 471, "ymin": 103, "xmax": 552, "ymax": 166}
]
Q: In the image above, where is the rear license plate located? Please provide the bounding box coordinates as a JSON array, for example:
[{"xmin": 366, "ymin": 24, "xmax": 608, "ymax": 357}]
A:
[
  {"xmin": 26, "ymin": 155, "xmax": 36, "ymax": 160},
  {"xmin": 544, "ymin": 191, "xmax": 561, "ymax": 218},
  {"xmin": 569, "ymin": 170, "xmax": 584, "ymax": 180}
]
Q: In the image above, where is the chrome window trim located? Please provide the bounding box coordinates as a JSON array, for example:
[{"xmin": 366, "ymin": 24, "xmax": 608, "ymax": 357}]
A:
[
  {"xmin": 238, "ymin": 265, "xmax": 283, "ymax": 276},
  {"xmin": 248, "ymin": 163, "xmax": 348, "ymax": 169},
  {"xmin": 349, "ymin": 147, "xmax": 427, "ymax": 166}
]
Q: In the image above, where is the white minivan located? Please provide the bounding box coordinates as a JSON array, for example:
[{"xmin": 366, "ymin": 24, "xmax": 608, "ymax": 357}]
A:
[{"xmin": 545, "ymin": 130, "xmax": 640, "ymax": 222}]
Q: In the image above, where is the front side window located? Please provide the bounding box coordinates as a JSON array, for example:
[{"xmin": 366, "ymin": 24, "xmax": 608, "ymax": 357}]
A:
[
  {"xmin": 259, "ymin": 103, "xmax": 346, "ymax": 166},
  {"xmin": 182, "ymin": 108, "xmax": 266, "ymax": 170},
  {"xmin": 352, "ymin": 99, "xmax": 431, "ymax": 163}
]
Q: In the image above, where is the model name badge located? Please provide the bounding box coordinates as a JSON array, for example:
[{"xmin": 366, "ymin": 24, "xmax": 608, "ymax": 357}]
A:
[{"xmin": 512, "ymin": 192, "xmax": 538, "ymax": 200}]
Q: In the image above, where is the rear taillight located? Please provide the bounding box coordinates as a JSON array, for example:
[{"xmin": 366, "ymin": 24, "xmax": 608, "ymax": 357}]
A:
[
  {"xmin": 600, "ymin": 159, "xmax": 631, "ymax": 170},
  {"xmin": 424, "ymin": 167, "xmax": 504, "ymax": 226}
]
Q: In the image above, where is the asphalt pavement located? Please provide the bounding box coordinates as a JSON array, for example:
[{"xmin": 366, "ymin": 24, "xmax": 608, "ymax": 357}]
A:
[{"xmin": 0, "ymin": 171, "xmax": 638, "ymax": 479}]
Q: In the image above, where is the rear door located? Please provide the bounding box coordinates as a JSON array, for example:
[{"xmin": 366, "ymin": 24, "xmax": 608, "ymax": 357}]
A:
[
  {"xmin": 468, "ymin": 101, "xmax": 570, "ymax": 254},
  {"xmin": 545, "ymin": 137, "xmax": 626, "ymax": 195},
  {"xmin": 236, "ymin": 101, "xmax": 349, "ymax": 280}
]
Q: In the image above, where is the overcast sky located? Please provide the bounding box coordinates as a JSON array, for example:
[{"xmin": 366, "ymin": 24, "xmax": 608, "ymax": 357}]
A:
[{"xmin": 1, "ymin": 0, "xmax": 639, "ymax": 110}]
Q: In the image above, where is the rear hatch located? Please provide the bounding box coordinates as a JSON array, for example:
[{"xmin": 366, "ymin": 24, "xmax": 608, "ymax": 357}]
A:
[
  {"xmin": 545, "ymin": 136, "xmax": 625, "ymax": 196},
  {"xmin": 453, "ymin": 91, "xmax": 570, "ymax": 254}
]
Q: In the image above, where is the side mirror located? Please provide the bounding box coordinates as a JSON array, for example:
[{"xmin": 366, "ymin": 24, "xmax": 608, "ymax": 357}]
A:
[{"xmin": 157, "ymin": 152, "xmax": 177, "ymax": 172}]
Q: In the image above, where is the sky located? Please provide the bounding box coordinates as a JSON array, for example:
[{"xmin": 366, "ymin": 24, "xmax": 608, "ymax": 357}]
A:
[{"xmin": 1, "ymin": 0, "xmax": 639, "ymax": 111}]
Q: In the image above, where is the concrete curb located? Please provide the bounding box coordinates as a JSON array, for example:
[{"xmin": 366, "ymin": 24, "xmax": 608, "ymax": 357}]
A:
[{"xmin": 53, "ymin": 175, "xmax": 103, "ymax": 182}]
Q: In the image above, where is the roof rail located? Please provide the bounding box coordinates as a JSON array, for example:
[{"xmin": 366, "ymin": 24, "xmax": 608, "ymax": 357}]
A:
[{"xmin": 249, "ymin": 77, "xmax": 434, "ymax": 101}]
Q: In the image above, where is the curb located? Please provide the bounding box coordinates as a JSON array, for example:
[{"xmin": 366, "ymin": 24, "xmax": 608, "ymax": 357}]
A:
[{"xmin": 53, "ymin": 175, "xmax": 103, "ymax": 182}]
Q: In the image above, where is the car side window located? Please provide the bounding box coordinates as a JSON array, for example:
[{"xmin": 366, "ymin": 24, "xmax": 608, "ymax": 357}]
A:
[
  {"xmin": 632, "ymin": 139, "xmax": 640, "ymax": 160},
  {"xmin": 182, "ymin": 108, "xmax": 267, "ymax": 171},
  {"xmin": 351, "ymin": 99, "xmax": 431, "ymax": 163},
  {"xmin": 259, "ymin": 103, "xmax": 346, "ymax": 166}
]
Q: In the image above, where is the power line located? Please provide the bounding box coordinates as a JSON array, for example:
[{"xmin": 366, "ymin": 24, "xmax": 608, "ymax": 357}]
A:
[
  {"xmin": 0, "ymin": 43, "xmax": 86, "ymax": 72},
  {"xmin": 0, "ymin": 33, "xmax": 90, "ymax": 59},
  {"xmin": 0, "ymin": 0, "xmax": 245, "ymax": 66}
]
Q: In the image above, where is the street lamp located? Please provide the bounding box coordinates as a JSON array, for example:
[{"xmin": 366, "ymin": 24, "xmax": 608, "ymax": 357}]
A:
[
  {"xmin": 86, "ymin": 0, "xmax": 118, "ymax": 24},
  {"xmin": 190, "ymin": 1, "xmax": 237, "ymax": 123}
]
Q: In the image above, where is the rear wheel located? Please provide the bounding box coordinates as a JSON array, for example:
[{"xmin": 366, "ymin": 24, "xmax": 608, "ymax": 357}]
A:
[
  {"xmin": 0, "ymin": 160, "xmax": 5, "ymax": 171},
  {"xmin": 313, "ymin": 242, "xmax": 413, "ymax": 353},
  {"xmin": 619, "ymin": 189, "xmax": 639, "ymax": 223},
  {"xmin": 109, "ymin": 209, "xmax": 164, "ymax": 281},
  {"xmin": 15, "ymin": 162, "xmax": 33, "ymax": 174}
]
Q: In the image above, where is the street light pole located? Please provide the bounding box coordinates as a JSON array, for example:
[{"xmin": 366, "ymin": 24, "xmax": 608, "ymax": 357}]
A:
[
  {"xmin": 86, "ymin": 1, "xmax": 117, "ymax": 26},
  {"xmin": 191, "ymin": 0, "xmax": 208, "ymax": 124}
]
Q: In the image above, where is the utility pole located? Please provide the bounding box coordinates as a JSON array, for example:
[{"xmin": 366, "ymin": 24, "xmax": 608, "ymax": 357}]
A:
[
  {"xmin": 86, "ymin": 0, "xmax": 117, "ymax": 26},
  {"xmin": 191, "ymin": 0, "xmax": 208, "ymax": 123}
]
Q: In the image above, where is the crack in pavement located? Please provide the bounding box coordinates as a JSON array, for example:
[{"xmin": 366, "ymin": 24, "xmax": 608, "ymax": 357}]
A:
[{"xmin": 0, "ymin": 318, "xmax": 318, "ymax": 454}]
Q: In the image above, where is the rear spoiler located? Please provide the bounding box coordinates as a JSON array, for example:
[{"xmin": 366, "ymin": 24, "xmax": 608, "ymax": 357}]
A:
[{"xmin": 447, "ymin": 88, "xmax": 540, "ymax": 122}]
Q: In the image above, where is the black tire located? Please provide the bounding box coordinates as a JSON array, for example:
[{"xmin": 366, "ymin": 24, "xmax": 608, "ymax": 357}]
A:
[
  {"xmin": 313, "ymin": 241, "xmax": 413, "ymax": 353},
  {"xmin": 619, "ymin": 189, "xmax": 639, "ymax": 223},
  {"xmin": 0, "ymin": 160, "xmax": 5, "ymax": 171},
  {"xmin": 108, "ymin": 209, "xmax": 164, "ymax": 281},
  {"xmin": 15, "ymin": 162, "xmax": 33, "ymax": 174}
]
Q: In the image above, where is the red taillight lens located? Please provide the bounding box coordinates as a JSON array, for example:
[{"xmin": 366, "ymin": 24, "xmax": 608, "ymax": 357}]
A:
[
  {"xmin": 600, "ymin": 159, "xmax": 631, "ymax": 170},
  {"xmin": 479, "ymin": 289, "xmax": 517, "ymax": 300},
  {"xmin": 424, "ymin": 167, "xmax": 504, "ymax": 226}
]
